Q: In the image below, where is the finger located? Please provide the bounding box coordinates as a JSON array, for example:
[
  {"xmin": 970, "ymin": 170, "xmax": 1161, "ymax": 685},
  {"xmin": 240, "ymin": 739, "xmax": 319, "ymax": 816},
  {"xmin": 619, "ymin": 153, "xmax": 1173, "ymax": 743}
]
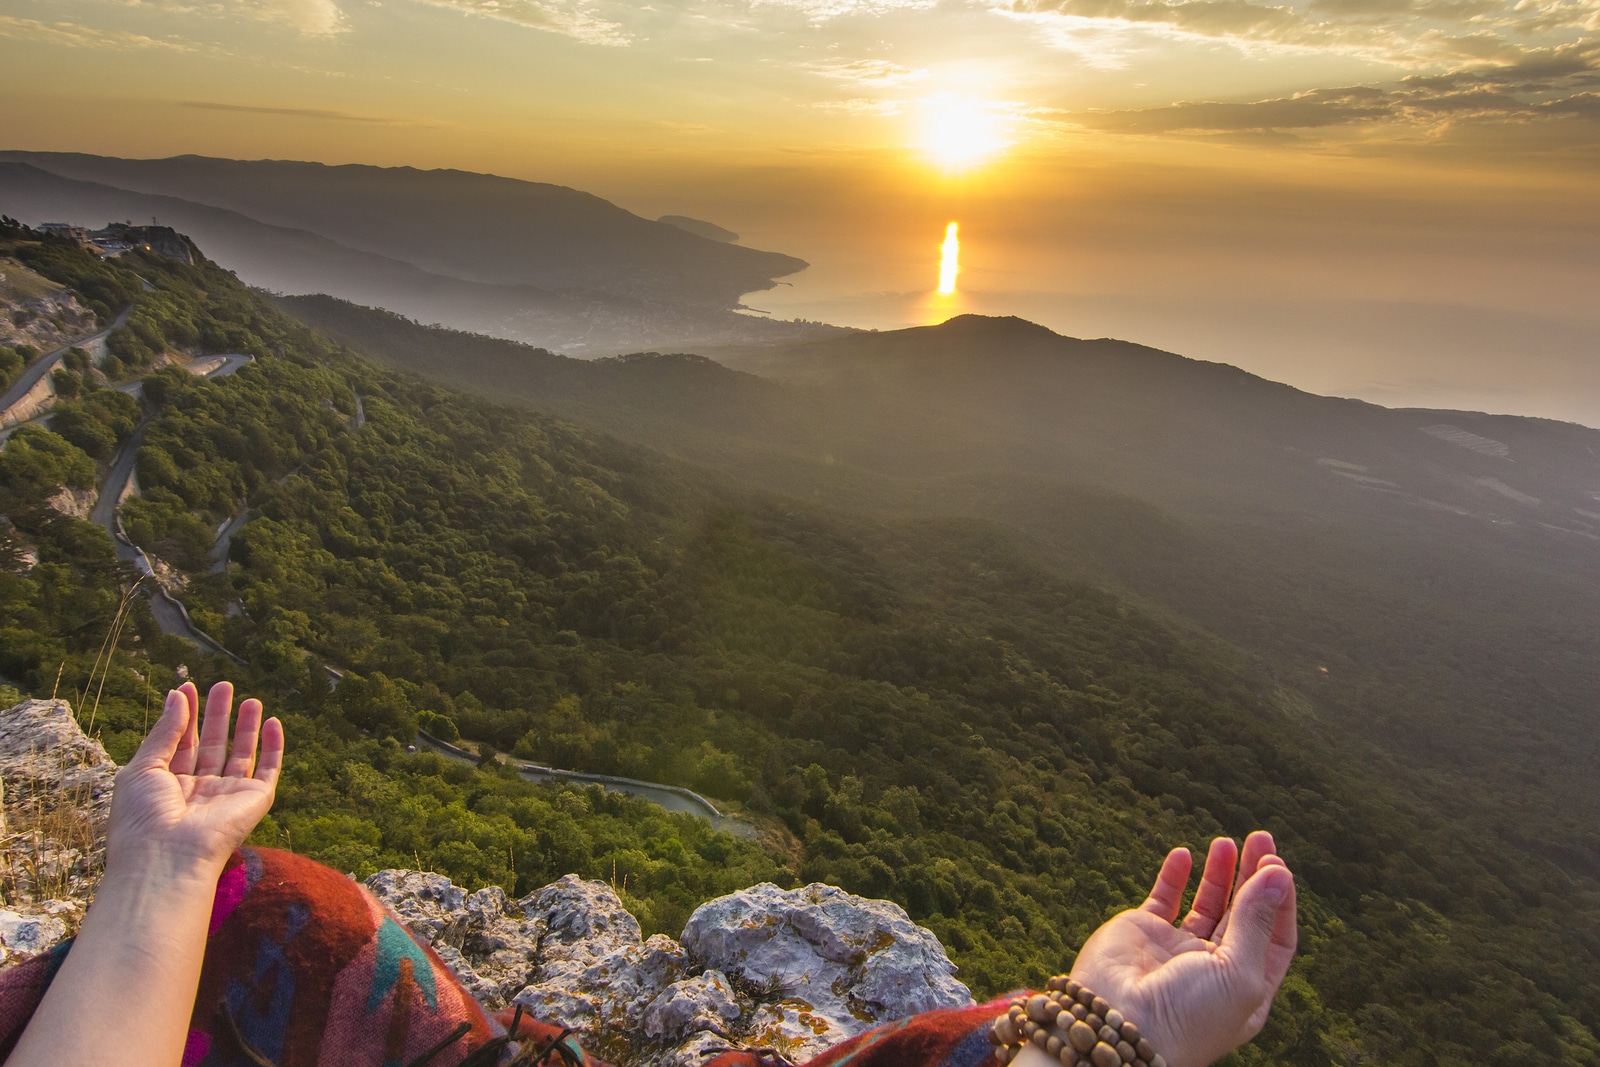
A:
[
  {"xmin": 225, "ymin": 697, "xmax": 264, "ymax": 777},
  {"xmin": 1181, "ymin": 836, "xmax": 1239, "ymax": 939},
  {"xmin": 195, "ymin": 681, "xmax": 235, "ymax": 777},
  {"xmin": 1139, "ymin": 847, "xmax": 1193, "ymax": 923},
  {"xmin": 254, "ymin": 717, "xmax": 285, "ymax": 790},
  {"xmin": 171, "ymin": 681, "xmax": 202, "ymax": 776},
  {"xmin": 1217, "ymin": 863, "xmax": 1296, "ymax": 983},
  {"xmin": 132, "ymin": 690, "xmax": 191, "ymax": 769},
  {"xmin": 1263, "ymin": 863, "xmax": 1299, "ymax": 989},
  {"xmin": 1236, "ymin": 830, "xmax": 1277, "ymax": 887},
  {"xmin": 1214, "ymin": 831, "xmax": 1279, "ymax": 941}
]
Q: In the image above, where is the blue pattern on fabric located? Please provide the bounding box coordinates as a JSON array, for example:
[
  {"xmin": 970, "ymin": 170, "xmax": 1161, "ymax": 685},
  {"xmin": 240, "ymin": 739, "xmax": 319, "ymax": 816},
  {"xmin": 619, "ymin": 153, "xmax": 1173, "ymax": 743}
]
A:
[
  {"xmin": 214, "ymin": 903, "xmax": 307, "ymax": 1066},
  {"xmin": 940, "ymin": 1021, "xmax": 999, "ymax": 1067}
]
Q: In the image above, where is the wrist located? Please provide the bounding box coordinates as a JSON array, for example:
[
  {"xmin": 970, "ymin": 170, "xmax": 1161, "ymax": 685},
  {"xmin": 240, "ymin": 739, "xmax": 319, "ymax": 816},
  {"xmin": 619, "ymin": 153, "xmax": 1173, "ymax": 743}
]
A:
[
  {"xmin": 104, "ymin": 845, "xmax": 228, "ymax": 894},
  {"xmin": 990, "ymin": 976, "xmax": 1167, "ymax": 1067}
]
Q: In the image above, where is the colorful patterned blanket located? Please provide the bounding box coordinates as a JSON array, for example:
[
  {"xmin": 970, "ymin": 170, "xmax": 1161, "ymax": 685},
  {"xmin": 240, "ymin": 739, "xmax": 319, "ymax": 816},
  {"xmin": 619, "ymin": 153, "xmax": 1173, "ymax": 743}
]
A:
[{"xmin": 0, "ymin": 847, "xmax": 1004, "ymax": 1067}]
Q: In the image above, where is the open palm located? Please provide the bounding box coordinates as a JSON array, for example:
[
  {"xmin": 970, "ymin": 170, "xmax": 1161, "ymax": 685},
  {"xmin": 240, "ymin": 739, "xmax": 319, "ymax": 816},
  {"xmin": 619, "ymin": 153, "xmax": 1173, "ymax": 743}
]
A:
[
  {"xmin": 1064, "ymin": 833, "xmax": 1297, "ymax": 1067},
  {"xmin": 108, "ymin": 681, "xmax": 284, "ymax": 882}
]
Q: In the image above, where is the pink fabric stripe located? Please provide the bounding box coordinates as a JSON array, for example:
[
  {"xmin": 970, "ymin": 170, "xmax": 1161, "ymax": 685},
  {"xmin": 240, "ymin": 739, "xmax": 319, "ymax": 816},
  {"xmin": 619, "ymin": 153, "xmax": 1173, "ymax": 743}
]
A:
[
  {"xmin": 208, "ymin": 862, "xmax": 250, "ymax": 937},
  {"xmin": 180, "ymin": 1027, "xmax": 212, "ymax": 1066}
]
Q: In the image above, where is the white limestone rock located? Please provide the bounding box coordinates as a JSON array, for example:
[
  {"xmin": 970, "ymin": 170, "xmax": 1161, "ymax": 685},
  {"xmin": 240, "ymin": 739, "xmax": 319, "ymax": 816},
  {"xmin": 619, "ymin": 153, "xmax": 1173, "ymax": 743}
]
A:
[
  {"xmin": 364, "ymin": 869, "xmax": 543, "ymax": 1009},
  {"xmin": 365, "ymin": 869, "xmax": 470, "ymax": 946},
  {"xmin": 511, "ymin": 876, "xmax": 688, "ymax": 1057},
  {"xmin": 0, "ymin": 699, "xmax": 119, "ymax": 909},
  {"xmin": 644, "ymin": 969, "xmax": 741, "ymax": 1044},
  {"xmin": 0, "ymin": 699, "xmax": 118, "ymax": 819},
  {"xmin": 0, "ymin": 902, "xmax": 76, "ymax": 963},
  {"xmin": 680, "ymin": 882, "xmax": 973, "ymax": 1061}
]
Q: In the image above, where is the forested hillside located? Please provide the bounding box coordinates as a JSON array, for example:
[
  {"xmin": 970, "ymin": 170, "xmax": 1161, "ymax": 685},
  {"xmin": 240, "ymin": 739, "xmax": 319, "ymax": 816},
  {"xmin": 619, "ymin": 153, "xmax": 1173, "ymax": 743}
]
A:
[
  {"xmin": 3, "ymin": 232, "xmax": 1598, "ymax": 1065},
  {"xmin": 285, "ymin": 297, "xmax": 1600, "ymax": 919}
]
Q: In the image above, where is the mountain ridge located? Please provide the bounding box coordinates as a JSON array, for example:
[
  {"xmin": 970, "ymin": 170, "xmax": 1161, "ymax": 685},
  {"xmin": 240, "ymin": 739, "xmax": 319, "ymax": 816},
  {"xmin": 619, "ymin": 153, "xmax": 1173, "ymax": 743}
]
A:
[
  {"xmin": 0, "ymin": 153, "xmax": 838, "ymax": 354},
  {"xmin": 0, "ymin": 151, "xmax": 806, "ymax": 305}
]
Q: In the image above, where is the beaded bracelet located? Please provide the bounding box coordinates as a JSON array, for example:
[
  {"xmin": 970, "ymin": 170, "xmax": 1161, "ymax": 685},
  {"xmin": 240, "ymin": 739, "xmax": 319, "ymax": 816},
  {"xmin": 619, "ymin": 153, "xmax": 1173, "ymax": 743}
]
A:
[{"xmin": 988, "ymin": 976, "xmax": 1167, "ymax": 1067}]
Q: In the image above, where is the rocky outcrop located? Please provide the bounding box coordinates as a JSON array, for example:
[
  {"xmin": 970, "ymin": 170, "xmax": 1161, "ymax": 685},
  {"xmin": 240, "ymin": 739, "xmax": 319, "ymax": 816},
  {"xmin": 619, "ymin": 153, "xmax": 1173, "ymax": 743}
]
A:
[
  {"xmin": 44, "ymin": 487, "xmax": 96, "ymax": 521},
  {"xmin": 369, "ymin": 869, "xmax": 974, "ymax": 1066},
  {"xmin": 682, "ymin": 882, "xmax": 973, "ymax": 1060},
  {"xmin": 0, "ymin": 698, "xmax": 973, "ymax": 1065},
  {"xmin": 0, "ymin": 274, "xmax": 98, "ymax": 353},
  {"xmin": 0, "ymin": 699, "xmax": 118, "ymax": 958}
]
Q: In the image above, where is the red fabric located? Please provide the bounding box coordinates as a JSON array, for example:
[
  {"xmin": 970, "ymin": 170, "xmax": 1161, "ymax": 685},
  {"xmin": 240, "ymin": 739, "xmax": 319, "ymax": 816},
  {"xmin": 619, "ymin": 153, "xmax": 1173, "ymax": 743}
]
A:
[
  {"xmin": 0, "ymin": 848, "xmax": 605, "ymax": 1067},
  {"xmin": 0, "ymin": 848, "xmax": 1011, "ymax": 1067},
  {"xmin": 702, "ymin": 999, "xmax": 1011, "ymax": 1067}
]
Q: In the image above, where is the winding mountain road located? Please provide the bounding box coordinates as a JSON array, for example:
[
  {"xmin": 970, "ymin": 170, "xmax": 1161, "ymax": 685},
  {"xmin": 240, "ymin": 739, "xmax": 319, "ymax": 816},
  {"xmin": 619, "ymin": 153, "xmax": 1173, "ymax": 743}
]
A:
[
  {"xmin": 86, "ymin": 354, "xmax": 256, "ymax": 659},
  {"xmin": 414, "ymin": 730, "xmax": 758, "ymax": 837},
  {"xmin": 0, "ymin": 302, "xmax": 140, "ymax": 440}
]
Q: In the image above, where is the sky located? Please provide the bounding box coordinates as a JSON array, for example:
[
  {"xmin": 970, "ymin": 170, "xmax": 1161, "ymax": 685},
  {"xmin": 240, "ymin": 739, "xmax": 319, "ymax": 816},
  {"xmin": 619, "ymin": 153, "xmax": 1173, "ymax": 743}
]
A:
[{"xmin": 1, "ymin": 0, "xmax": 1598, "ymax": 421}]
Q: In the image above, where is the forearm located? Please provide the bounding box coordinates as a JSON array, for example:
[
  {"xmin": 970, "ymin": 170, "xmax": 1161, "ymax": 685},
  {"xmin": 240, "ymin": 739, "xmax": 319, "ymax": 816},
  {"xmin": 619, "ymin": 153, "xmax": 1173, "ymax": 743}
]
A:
[{"xmin": 5, "ymin": 865, "xmax": 218, "ymax": 1067}]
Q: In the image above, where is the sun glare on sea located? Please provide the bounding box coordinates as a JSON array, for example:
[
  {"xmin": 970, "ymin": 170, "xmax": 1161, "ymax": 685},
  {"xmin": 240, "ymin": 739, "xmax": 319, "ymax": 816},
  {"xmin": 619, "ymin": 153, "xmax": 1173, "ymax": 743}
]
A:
[
  {"xmin": 937, "ymin": 222, "xmax": 960, "ymax": 295},
  {"xmin": 919, "ymin": 98, "xmax": 1006, "ymax": 171}
]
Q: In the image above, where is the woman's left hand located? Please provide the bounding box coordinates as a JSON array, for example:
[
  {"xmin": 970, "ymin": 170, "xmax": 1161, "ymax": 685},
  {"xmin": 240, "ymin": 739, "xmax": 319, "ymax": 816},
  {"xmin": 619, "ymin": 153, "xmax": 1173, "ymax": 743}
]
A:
[
  {"xmin": 1064, "ymin": 831, "xmax": 1298, "ymax": 1067},
  {"xmin": 107, "ymin": 681, "xmax": 284, "ymax": 884}
]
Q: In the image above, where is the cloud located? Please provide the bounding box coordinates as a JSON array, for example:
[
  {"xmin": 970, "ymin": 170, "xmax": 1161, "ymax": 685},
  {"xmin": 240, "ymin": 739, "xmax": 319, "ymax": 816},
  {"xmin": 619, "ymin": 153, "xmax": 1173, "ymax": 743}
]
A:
[
  {"xmin": 178, "ymin": 100, "xmax": 403, "ymax": 121},
  {"xmin": 109, "ymin": 0, "xmax": 348, "ymax": 36},
  {"xmin": 752, "ymin": 0, "xmax": 937, "ymax": 21},
  {"xmin": 234, "ymin": 0, "xmax": 347, "ymax": 34},
  {"xmin": 0, "ymin": 13, "xmax": 197, "ymax": 49},
  {"xmin": 1062, "ymin": 41, "xmax": 1600, "ymax": 139},
  {"xmin": 808, "ymin": 96, "xmax": 906, "ymax": 113},
  {"xmin": 1003, "ymin": 0, "xmax": 1301, "ymax": 39},
  {"xmin": 805, "ymin": 58, "xmax": 929, "ymax": 86},
  {"xmin": 995, "ymin": 0, "xmax": 1600, "ymax": 69},
  {"xmin": 405, "ymin": 0, "xmax": 628, "ymax": 43}
]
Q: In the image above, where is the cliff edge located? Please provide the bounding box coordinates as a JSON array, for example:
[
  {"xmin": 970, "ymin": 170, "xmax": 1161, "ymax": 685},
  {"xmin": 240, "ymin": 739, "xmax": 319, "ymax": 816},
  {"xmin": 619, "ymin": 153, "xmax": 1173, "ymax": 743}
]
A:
[{"xmin": 0, "ymin": 699, "xmax": 972, "ymax": 1064}]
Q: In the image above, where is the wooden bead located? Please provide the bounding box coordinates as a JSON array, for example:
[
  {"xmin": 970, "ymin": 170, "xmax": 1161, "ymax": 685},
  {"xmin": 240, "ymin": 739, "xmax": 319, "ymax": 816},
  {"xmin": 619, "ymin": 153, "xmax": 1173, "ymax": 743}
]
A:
[
  {"xmin": 1048, "ymin": 975, "xmax": 1068, "ymax": 992},
  {"xmin": 1150, "ymin": 1056, "xmax": 1167, "ymax": 1067},
  {"xmin": 1085, "ymin": 1015, "xmax": 1103, "ymax": 1033},
  {"xmin": 1099, "ymin": 1025, "xmax": 1119, "ymax": 1045},
  {"xmin": 1116, "ymin": 1040, "xmax": 1137, "ymax": 1063},
  {"xmin": 1034, "ymin": 1028, "xmax": 1052, "ymax": 1048},
  {"xmin": 1120, "ymin": 1023, "xmax": 1141, "ymax": 1047},
  {"xmin": 1059, "ymin": 1049, "xmax": 1078, "ymax": 1067},
  {"xmin": 1135, "ymin": 1039, "xmax": 1154, "ymax": 1061},
  {"xmin": 1068, "ymin": 1020, "xmax": 1098, "ymax": 1053},
  {"xmin": 1023, "ymin": 1021, "xmax": 1040, "ymax": 1040},
  {"xmin": 1047, "ymin": 1035, "xmax": 1064, "ymax": 1055},
  {"xmin": 993, "ymin": 1014, "xmax": 1019, "ymax": 1045},
  {"xmin": 1070, "ymin": 1003, "xmax": 1088, "ymax": 1021},
  {"xmin": 1103, "ymin": 1009, "xmax": 1124, "ymax": 1031},
  {"xmin": 1091, "ymin": 1042, "xmax": 1122, "ymax": 1067},
  {"xmin": 1066, "ymin": 978, "xmax": 1083, "ymax": 998},
  {"xmin": 1028, "ymin": 995, "xmax": 1055, "ymax": 1024},
  {"xmin": 1077, "ymin": 989, "xmax": 1096, "ymax": 1008},
  {"xmin": 1056, "ymin": 1010, "xmax": 1075, "ymax": 1030},
  {"xmin": 1091, "ymin": 997, "xmax": 1111, "ymax": 1018},
  {"xmin": 997, "ymin": 1046, "xmax": 1015, "ymax": 1064}
]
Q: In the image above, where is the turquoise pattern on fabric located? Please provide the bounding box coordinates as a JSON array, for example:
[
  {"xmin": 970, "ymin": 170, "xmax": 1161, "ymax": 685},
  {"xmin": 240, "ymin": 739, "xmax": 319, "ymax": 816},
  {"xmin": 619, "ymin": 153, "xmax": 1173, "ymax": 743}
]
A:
[{"xmin": 367, "ymin": 916, "xmax": 438, "ymax": 1012}]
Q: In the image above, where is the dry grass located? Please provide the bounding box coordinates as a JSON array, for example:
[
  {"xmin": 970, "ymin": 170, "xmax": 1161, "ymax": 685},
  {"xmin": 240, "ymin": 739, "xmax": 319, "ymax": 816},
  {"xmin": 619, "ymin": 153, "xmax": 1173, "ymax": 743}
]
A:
[{"xmin": 0, "ymin": 752, "xmax": 108, "ymax": 919}]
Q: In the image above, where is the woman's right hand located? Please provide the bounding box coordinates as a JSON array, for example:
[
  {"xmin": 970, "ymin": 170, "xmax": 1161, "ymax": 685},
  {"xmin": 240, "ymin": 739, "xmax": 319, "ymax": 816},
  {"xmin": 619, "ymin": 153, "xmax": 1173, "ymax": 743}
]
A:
[
  {"xmin": 106, "ymin": 681, "xmax": 284, "ymax": 885},
  {"xmin": 1062, "ymin": 831, "xmax": 1298, "ymax": 1067}
]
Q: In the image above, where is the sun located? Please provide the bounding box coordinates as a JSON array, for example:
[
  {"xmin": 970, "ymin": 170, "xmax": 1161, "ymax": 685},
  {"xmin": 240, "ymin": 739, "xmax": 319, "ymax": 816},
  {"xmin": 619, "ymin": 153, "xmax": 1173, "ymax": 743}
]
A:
[{"xmin": 918, "ymin": 97, "xmax": 1007, "ymax": 171}]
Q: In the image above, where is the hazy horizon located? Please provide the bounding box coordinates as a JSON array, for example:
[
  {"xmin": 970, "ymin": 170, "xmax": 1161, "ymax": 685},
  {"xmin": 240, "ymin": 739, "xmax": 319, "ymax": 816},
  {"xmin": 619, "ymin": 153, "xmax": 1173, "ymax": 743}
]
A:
[{"xmin": 3, "ymin": 0, "xmax": 1597, "ymax": 424}]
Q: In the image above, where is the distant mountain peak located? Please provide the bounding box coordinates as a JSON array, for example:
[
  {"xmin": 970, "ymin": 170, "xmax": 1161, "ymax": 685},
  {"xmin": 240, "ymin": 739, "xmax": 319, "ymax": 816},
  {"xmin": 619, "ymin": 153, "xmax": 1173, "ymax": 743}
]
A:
[{"xmin": 929, "ymin": 314, "xmax": 1065, "ymax": 338}]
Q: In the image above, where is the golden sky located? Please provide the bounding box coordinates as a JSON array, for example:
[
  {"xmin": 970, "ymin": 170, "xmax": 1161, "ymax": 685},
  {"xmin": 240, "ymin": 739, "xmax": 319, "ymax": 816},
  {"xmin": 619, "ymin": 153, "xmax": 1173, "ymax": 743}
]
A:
[{"xmin": 1, "ymin": 0, "xmax": 1598, "ymax": 419}]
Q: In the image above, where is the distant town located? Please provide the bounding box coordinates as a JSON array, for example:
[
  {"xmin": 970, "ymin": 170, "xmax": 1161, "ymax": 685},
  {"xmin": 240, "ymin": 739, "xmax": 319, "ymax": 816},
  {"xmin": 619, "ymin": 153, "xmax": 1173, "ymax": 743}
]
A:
[{"xmin": 37, "ymin": 221, "xmax": 192, "ymax": 263}]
